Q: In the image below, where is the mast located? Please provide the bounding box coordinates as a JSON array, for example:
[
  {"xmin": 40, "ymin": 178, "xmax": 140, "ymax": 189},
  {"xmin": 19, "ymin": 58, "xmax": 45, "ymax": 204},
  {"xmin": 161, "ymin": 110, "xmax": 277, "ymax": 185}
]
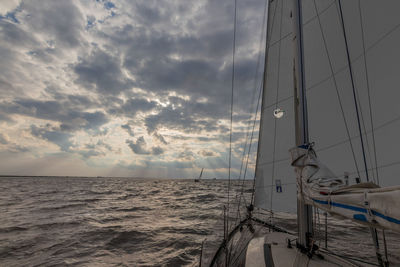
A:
[{"xmin": 292, "ymin": 0, "xmax": 313, "ymax": 249}]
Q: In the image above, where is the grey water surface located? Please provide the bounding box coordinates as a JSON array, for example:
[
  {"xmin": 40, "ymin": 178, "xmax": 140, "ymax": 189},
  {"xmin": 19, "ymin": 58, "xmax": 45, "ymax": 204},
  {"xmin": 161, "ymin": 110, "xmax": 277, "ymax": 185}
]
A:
[{"xmin": 0, "ymin": 177, "xmax": 399, "ymax": 266}]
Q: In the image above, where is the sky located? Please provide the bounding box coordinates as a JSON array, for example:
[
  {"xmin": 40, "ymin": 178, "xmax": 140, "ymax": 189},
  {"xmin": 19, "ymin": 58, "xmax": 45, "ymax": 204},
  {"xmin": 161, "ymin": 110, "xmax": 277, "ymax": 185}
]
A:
[{"xmin": 0, "ymin": 0, "xmax": 267, "ymax": 178}]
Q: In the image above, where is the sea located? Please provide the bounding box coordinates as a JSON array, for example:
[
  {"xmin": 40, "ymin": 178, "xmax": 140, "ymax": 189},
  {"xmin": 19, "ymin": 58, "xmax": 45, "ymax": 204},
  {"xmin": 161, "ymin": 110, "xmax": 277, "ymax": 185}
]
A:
[{"xmin": 0, "ymin": 176, "xmax": 399, "ymax": 266}]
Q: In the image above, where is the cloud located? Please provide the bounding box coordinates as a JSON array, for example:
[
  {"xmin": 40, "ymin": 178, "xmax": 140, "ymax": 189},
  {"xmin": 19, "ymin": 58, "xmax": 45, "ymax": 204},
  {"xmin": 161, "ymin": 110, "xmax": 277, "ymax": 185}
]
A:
[
  {"xmin": 7, "ymin": 144, "xmax": 29, "ymax": 153},
  {"xmin": 20, "ymin": 0, "xmax": 84, "ymax": 48},
  {"xmin": 30, "ymin": 124, "xmax": 73, "ymax": 152},
  {"xmin": 0, "ymin": 0, "xmax": 20, "ymax": 16},
  {"xmin": 0, "ymin": 133, "xmax": 9, "ymax": 144},
  {"xmin": 0, "ymin": 0, "xmax": 269, "ymax": 177},
  {"xmin": 74, "ymin": 48, "xmax": 133, "ymax": 95},
  {"xmin": 121, "ymin": 124, "xmax": 134, "ymax": 137},
  {"xmin": 78, "ymin": 149, "xmax": 105, "ymax": 158},
  {"xmin": 178, "ymin": 150, "xmax": 195, "ymax": 161},
  {"xmin": 109, "ymin": 98, "xmax": 158, "ymax": 117},
  {"xmin": 126, "ymin": 137, "xmax": 148, "ymax": 155},
  {"xmin": 97, "ymin": 140, "xmax": 112, "ymax": 151},
  {"xmin": 153, "ymin": 132, "xmax": 167, "ymax": 144},
  {"xmin": 0, "ymin": 98, "xmax": 109, "ymax": 132},
  {"xmin": 126, "ymin": 136, "xmax": 164, "ymax": 155},
  {"xmin": 199, "ymin": 150, "xmax": 216, "ymax": 157},
  {"xmin": 151, "ymin": 146, "xmax": 164, "ymax": 155}
]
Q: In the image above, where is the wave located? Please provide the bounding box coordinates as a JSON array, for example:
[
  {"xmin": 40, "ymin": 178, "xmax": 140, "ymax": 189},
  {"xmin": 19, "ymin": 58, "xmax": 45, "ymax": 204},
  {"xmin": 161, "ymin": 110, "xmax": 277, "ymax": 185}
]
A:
[
  {"xmin": 38, "ymin": 203, "xmax": 87, "ymax": 212},
  {"xmin": 115, "ymin": 206, "xmax": 152, "ymax": 212},
  {"xmin": 0, "ymin": 226, "xmax": 29, "ymax": 233},
  {"xmin": 106, "ymin": 230, "xmax": 152, "ymax": 251}
]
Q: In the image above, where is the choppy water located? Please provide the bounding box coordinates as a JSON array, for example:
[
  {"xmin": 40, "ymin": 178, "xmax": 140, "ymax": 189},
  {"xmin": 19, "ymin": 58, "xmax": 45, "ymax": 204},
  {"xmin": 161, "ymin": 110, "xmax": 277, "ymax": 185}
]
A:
[{"xmin": 0, "ymin": 177, "xmax": 399, "ymax": 266}]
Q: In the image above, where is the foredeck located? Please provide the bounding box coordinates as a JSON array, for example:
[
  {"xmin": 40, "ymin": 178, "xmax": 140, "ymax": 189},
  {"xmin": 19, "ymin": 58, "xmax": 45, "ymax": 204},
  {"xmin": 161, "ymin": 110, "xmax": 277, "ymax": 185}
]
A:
[{"xmin": 246, "ymin": 232, "xmax": 376, "ymax": 267}]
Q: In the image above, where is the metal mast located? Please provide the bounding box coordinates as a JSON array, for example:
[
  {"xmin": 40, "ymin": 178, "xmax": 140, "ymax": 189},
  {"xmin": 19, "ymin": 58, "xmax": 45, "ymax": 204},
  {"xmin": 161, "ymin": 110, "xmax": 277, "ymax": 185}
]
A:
[{"xmin": 292, "ymin": 0, "xmax": 313, "ymax": 249}]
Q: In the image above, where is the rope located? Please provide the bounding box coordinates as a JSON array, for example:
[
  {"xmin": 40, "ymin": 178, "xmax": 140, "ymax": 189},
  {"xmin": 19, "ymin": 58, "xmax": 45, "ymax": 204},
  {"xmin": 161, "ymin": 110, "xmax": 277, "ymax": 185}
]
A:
[
  {"xmin": 337, "ymin": 0, "xmax": 369, "ymax": 182},
  {"xmin": 312, "ymin": 0, "xmax": 361, "ymax": 180}
]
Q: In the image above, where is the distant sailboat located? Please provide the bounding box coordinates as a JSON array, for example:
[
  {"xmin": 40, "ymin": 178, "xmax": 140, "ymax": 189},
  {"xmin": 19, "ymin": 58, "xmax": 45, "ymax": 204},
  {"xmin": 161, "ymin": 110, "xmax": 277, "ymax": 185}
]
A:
[
  {"xmin": 195, "ymin": 168, "xmax": 204, "ymax": 182},
  {"xmin": 204, "ymin": 0, "xmax": 400, "ymax": 266}
]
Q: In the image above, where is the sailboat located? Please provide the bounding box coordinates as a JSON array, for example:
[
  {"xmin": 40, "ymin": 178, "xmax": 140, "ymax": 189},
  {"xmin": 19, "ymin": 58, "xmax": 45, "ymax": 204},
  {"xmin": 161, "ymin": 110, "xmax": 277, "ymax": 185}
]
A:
[
  {"xmin": 202, "ymin": 0, "xmax": 400, "ymax": 266},
  {"xmin": 195, "ymin": 168, "xmax": 204, "ymax": 182}
]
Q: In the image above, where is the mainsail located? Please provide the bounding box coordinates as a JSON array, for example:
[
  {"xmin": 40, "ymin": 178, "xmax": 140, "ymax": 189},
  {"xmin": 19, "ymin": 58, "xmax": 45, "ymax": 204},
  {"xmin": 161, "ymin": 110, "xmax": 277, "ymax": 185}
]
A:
[{"xmin": 254, "ymin": 0, "xmax": 400, "ymax": 230}]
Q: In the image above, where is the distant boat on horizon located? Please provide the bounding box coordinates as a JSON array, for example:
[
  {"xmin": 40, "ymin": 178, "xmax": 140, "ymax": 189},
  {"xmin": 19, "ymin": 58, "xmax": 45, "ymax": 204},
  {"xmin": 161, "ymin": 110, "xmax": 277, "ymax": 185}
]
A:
[{"xmin": 194, "ymin": 168, "xmax": 204, "ymax": 182}]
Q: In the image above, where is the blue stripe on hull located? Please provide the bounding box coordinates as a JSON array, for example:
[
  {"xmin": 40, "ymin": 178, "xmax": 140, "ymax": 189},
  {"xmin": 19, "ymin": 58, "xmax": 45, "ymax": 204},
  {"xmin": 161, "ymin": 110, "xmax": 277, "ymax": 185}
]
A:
[{"xmin": 311, "ymin": 198, "xmax": 400, "ymax": 225}]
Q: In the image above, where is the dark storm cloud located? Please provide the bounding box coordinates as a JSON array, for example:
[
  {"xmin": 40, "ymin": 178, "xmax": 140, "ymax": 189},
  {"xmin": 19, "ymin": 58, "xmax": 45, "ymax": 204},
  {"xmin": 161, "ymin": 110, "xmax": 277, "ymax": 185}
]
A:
[
  {"xmin": 126, "ymin": 137, "xmax": 149, "ymax": 155},
  {"xmin": 145, "ymin": 107, "xmax": 199, "ymax": 134},
  {"xmin": 109, "ymin": 98, "xmax": 158, "ymax": 117},
  {"xmin": 20, "ymin": 0, "xmax": 84, "ymax": 48},
  {"xmin": 74, "ymin": 48, "xmax": 133, "ymax": 95},
  {"xmin": 199, "ymin": 150, "xmax": 216, "ymax": 157},
  {"xmin": 126, "ymin": 137, "xmax": 164, "ymax": 155},
  {"xmin": 0, "ymin": 20, "xmax": 38, "ymax": 48},
  {"xmin": 100, "ymin": 0, "xmax": 265, "ymax": 114},
  {"xmin": 132, "ymin": 58, "xmax": 228, "ymax": 100},
  {"xmin": 0, "ymin": 97, "xmax": 109, "ymax": 132},
  {"xmin": 151, "ymin": 146, "xmax": 164, "ymax": 155},
  {"xmin": 144, "ymin": 100, "xmax": 232, "ymax": 135},
  {"xmin": 121, "ymin": 124, "xmax": 134, "ymax": 137},
  {"xmin": 153, "ymin": 132, "xmax": 167, "ymax": 145},
  {"xmin": 31, "ymin": 125, "xmax": 73, "ymax": 152}
]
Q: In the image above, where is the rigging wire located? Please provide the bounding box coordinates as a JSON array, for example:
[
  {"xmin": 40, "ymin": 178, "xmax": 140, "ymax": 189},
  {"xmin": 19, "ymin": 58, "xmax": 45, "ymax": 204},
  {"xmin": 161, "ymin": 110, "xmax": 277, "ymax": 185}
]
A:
[
  {"xmin": 227, "ymin": 0, "xmax": 238, "ymax": 236},
  {"xmin": 358, "ymin": 0, "xmax": 380, "ymax": 185},
  {"xmin": 235, "ymin": 80, "xmax": 263, "ymax": 224},
  {"xmin": 234, "ymin": 0, "xmax": 270, "ymax": 218},
  {"xmin": 354, "ymin": 81, "xmax": 376, "ymax": 183},
  {"xmin": 233, "ymin": 0, "xmax": 270, "ymax": 226},
  {"xmin": 337, "ymin": 0, "xmax": 369, "ymax": 181}
]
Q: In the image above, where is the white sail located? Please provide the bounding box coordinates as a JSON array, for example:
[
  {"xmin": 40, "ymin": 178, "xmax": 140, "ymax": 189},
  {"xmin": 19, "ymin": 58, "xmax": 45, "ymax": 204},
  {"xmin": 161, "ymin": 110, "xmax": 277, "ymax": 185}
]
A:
[
  {"xmin": 254, "ymin": 0, "xmax": 400, "ymax": 218},
  {"xmin": 254, "ymin": 0, "xmax": 297, "ymax": 213}
]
